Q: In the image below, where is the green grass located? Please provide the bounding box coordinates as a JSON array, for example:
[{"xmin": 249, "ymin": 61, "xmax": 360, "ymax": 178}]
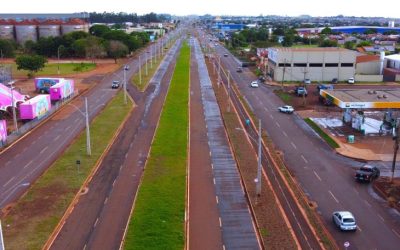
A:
[
  {"xmin": 2, "ymin": 91, "xmax": 132, "ymax": 250},
  {"xmin": 131, "ymin": 54, "xmax": 165, "ymax": 91},
  {"xmin": 304, "ymin": 118, "xmax": 340, "ymax": 148},
  {"xmin": 274, "ymin": 89, "xmax": 293, "ymax": 104},
  {"xmin": 124, "ymin": 43, "xmax": 190, "ymax": 250},
  {"xmin": 6, "ymin": 62, "xmax": 96, "ymax": 77}
]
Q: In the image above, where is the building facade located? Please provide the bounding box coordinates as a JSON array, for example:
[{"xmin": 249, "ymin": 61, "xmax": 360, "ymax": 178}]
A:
[{"xmin": 267, "ymin": 47, "xmax": 356, "ymax": 82}]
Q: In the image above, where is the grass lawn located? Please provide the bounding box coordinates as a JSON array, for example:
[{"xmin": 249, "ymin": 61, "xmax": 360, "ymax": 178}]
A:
[
  {"xmin": 274, "ymin": 89, "xmax": 293, "ymax": 105},
  {"xmin": 2, "ymin": 91, "xmax": 132, "ymax": 250},
  {"xmin": 131, "ymin": 54, "xmax": 165, "ymax": 91},
  {"xmin": 304, "ymin": 118, "xmax": 340, "ymax": 148},
  {"xmin": 6, "ymin": 62, "xmax": 96, "ymax": 77},
  {"xmin": 124, "ymin": 43, "xmax": 190, "ymax": 250}
]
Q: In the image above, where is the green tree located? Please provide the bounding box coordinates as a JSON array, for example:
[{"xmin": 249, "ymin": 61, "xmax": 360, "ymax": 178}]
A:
[
  {"xmin": 282, "ymin": 34, "xmax": 294, "ymax": 47},
  {"xmin": 15, "ymin": 55, "xmax": 47, "ymax": 77},
  {"xmin": 0, "ymin": 39, "xmax": 16, "ymax": 57},
  {"xmin": 344, "ymin": 41, "xmax": 356, "ymax": 50},
  {"xmin": 320, "ymin": 27, "xmax": 333, "ymax": 35},
  {"xmin": 107, "ymin": 40, "xmax": 128, "ymax": 63},
  {"xmin": 357, "ymin": 40, "xmax": 373, "ymax": 47},
  {"xmin": 319, "ymin": 39, "xmax": 338, "ymax": 47},
  {"xmin": 89, "ymin": 25, "xmax": 111, "ymax": 37}
]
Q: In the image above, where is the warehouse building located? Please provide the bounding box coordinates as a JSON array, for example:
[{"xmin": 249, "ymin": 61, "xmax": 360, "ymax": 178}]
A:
[{"xmin": 267, "ymin": 47, "xmax": 356, "ymax": 82}]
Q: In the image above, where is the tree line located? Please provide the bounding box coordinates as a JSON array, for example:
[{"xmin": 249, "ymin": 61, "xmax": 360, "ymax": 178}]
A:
[{"xmin": 89, "ymin": 12, "xmax": 172, "ymax": 24}]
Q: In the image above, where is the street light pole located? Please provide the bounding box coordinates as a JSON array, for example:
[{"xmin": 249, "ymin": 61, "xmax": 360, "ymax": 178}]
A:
[
  {"xmin": 145, "ymin": 54, "xmax": 148, "ymax": 76},
  {"xmin": 227, "ymin": 70, "xmax": 231, "ymax": 112},
  {"xmin": 10, "ymin": 84, "xmax": 18, "ymax": 133},
  {"xmin": 85, "ymin": 97, "xmax": 91, "ymax": 156},
  {"xmin": 139, "ymin": 56, "xmax": 142, "ymax": 86},
  {"xmin": 123, "ymin": 65, "xmax": 127, "ymax": 104},
  {"xmin": 256, "ymin": 119, "xmax": 262, "ymax": 196},
  {"xmin": 57, "ymin": 46, "xmax": 61, "ymax": 75}
]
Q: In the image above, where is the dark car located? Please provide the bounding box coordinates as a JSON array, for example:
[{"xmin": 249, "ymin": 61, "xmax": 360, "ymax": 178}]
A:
[
  {"xmin": 258, "ymin": 76, "xmax": 266, "ymax": 82},
  {"xmin": 331, "ymin": 78, "xmax": 338, "ymax": 84},
  {"xmin": 355, "ymin": 165, "xmax": 380, "ymax": 182}
]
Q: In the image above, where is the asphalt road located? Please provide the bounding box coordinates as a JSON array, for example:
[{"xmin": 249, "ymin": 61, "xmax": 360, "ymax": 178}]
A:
[
  {"xmin": 210, "ymin": 38, "xmax": 400, "ymax": 249},
  {"xmin": 0, "ymin": 33, "xmax": 176, "ymax": 213},
  {"xmin": 50, "ymin": 38, "xmax": 183, "ymax": 250}
]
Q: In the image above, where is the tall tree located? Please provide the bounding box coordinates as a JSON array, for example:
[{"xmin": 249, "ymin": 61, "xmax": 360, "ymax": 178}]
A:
[
  {"xmin": 107, "ymin": 40, "xmax": 128, "ymax": 63},
  {"xmin": 15, "ymin": 55, "xmax": 47, "ymax": 77}
]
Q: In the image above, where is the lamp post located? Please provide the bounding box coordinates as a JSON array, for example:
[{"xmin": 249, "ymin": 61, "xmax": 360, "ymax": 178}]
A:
[
  {"xmin": 123, "ymin": 65, "xmax": 128, "ymax": 104},
  {"xmin": 139, "ymin": 56, "xmax": 142, "ymax": 86},
  {"xmin": 57, "ymin": 46, "xmax": 62, "ymax": 75},
  {"xmin": 68, "ymin": 97, "xmax": 91, "ymax": 156},
  {"xmin": 9, "ymin": 83, "xmax": 18, "ymax": 133},
  {"xmin": 256, "ymin": 119, "xmax": 262, "ymax": 196}
]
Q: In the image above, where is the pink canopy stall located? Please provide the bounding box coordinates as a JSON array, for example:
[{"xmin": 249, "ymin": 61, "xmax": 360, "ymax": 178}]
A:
[
  {"xmin": 0, "ymin": 83, "xmax": 28, "ymax": 112},
  {"xmin": 0, "ymin": 120, "xmax": 6, "ymax": 145}
]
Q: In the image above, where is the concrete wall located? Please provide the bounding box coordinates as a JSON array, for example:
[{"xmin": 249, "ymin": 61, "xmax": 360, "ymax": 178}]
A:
[
  {"xmin": 269, "ymin": 48, "xmax": 356, "ymax": 82},
  {"xmin": 396, "ymin": 75, "xmax": 400, "ymax": 82},
  {"xmin": 356, "ymin": 61, "xmax": 381, "ymax": 75},
  {"xmin": 355, "ymin": 74, "xmax": 383, "ymax": 82}
]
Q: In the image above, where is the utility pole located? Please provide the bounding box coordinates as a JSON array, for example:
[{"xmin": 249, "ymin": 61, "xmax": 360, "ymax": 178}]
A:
[
  {"xmin": 281, "ymin": 59, "xmax": 287, "ymax": 90},
  {"xmin": 218, "ymin": 56, "xmax": 221, "ymax": 88},
  {"xmin": 256, "ymin": 119, "xmax": 262, "ymax": 196},
  {"xmin": 139, "ymin": 56, "xmax": 142, "ymax": 86},
  {"xmin": 227, "ymin": 70, "xmax": 231, "ymax": 112},
  {"xmin": 391, "ymin": 120, "xmax": 400, "ymax": 182},
  {"xmin": 85, "ymin": 97, "xmax": 91, "ymax": 156},
  {"xmin": 10, "ymin": 83, "xmax": 18, "ymax": 133},
  {"xmin": 145, "ymin": 54, "xmax": 148, "ymax": 76},
  {"xmin": 123, "ymin": 65, "xmax": 128, "ymax": 104}
]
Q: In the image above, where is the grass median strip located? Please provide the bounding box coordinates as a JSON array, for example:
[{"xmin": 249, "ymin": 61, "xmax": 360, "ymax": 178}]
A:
[
  {"xmin": 304, "ymin": 118, "xmax": 340, "ymax": 148},
  {"xmin": 1, "ymin": 91, "xmax": 132, "ymax": 250},
  {"xmin": 124, "ymin": 43, "xmax": 189, "ymax": 250}
]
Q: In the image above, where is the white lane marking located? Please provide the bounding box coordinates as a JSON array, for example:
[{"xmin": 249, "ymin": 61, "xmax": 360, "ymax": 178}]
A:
[
  {"xmin": 275, "ymin": 122, "xmax": 281, "ymax": 128},
  {"xmin": 378, "ymin": 214, "xmax": 385, "ymax": 222},
  {"xmin": 264, "ymin": 107, "xmax": 269, "ymax": 112},
  {"xmin": 358, "ymin": 225, "xmax": 362, "ymax": 232},
  {"xmin": 291, "ymin": 142, "xmax": 297, "ymax": 150},
  {"xmin": 353, "ymin": 188, "xmax": 359, "ymax": 195},
  {"xmin": 329, "ymin": 190, "xmax": 339, "ymax": 203},
  {"xmin": 74, "ymin": 118, "xmax": 79, "ymax": 123},
  {"xmin": 269, "ymin": 114, "xmax": 273, "ymax": 119},
  {"xmin": 364, "ymin": 200, "xmax": 372, "ymax": 207},
  {"xmin": 104, "ymin": 197, "xmax": 108, "ymax": 204},
  {"xmin": 392, "ymin": 229, "xmax": 400, "ymax": 238},
  {"xmin": 40, "ymin": 146, "xmax": 48, "ymax": 155},
  {"xmin": 301, "ymin": 155, "xmax": 308, "ymax": 163},
  {"xmin": 213, "ymin": 178, "xmax": 216, "ymax": 185},
  {"xmin": 219, "ymin": 217, "xmax": 222, "ymax": 227},
  {"xmin": 24, "ymin": 160, "xmax": 34, "ymax": 169},
  {"xmin": 313, "ymin": 171, "xmax": 322, "ymax": 181},
  {"xmin": 3, "ymin": 177, "xmax": 15, "ymax": 187},
  {"xmin": 66, "ymin": 125, "xmax": 71, "ymax": 131},
  {"xmin": 54, "ymin": 135, "xmax": 61, "ymax": 142},
  {"xmin": 282, "ymin": 131, "xmax": 288, "ymax": 137},
  {"xmin": 216, "ymin": 196, "xmax": 219, "ymax": 204},
  {"xmin": 94, "ymin": 218, "xmax": 99, "ymax": 227}
]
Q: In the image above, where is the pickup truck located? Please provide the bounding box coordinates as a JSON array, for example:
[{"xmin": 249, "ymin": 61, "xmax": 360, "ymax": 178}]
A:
[{"xmin": 355, "ymin": 165, "xmax": 380, "ymax": 182}]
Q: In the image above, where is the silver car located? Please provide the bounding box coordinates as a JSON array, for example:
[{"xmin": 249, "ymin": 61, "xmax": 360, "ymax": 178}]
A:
[{"xmin": 332, "ymin": 211, "xmax": 357, "ymax": 231}]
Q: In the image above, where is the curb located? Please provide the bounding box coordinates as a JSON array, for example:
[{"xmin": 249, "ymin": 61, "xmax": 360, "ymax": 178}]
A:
[{"xmin": 43, "ymin": 97, "xmax": 135, "ymax": 250}]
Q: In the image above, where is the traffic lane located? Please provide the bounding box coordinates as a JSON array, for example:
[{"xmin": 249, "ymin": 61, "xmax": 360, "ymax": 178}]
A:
[{"xmin": 236, "ymin": 82, "xmax": 400, "ymax": 248}]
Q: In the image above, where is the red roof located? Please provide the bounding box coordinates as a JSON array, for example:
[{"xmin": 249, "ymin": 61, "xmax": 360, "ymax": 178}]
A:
[
  {"xmin": 356, "ymin": 55, "xmax": 380, "ymax": 63},
  {"xmin": 64, "ymin": 18, "xmax": 86, "ymax": 25},
  {"xmin": 40, "ymin": 19, "xmax": 63, "ymax": 25},
  {"xmin": 0, "ymin": 19, "xmax": 15, "ymax": 25},
  {"xmin": 16, "ymin": 19, "xmax": 39, "ymax": 25}
]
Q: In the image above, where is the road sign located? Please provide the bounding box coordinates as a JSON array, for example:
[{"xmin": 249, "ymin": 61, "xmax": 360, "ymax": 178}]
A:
[{"xmin": 344, "ymin": 241, "xmax": 350, "ymax": 248}]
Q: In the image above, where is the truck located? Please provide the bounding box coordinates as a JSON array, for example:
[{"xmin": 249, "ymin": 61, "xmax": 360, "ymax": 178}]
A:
[
  {"xmin": 19, "ymin": 95, "xmax": 51, "ymax": 120},
  {"xmin": 50, "ymin": 79, "xmax": 75, "ymax": 101},
  {"xmin": 34, "ymin": 78, "xmax": 64, "ymax": 94},
  {"xmin": 0, "ymin": 83, "xmax": 29, "ymax": 112},
  {"xmin": 0, "ymin": 119, "xmax": 6, "ymax": 146}
]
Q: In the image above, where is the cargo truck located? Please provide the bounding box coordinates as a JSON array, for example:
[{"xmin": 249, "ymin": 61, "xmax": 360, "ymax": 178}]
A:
[
  {"xmin": 19, "ymin": 95, "xmax": 51, "ymax": 120},
  {"xmin": 50, "ymin": 79, "xmax": 75, "ymax": 101},
  {"xmin": 34, "ymin": 78, "xmax": 64, "ymax": 94}
]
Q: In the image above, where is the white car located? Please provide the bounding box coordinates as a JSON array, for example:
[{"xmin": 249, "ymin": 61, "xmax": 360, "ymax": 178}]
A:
[
  {"xmin": 332, "ymin": 211, "xmax": 357, "ymax": 231},
  {"xmin": 304, "ymin": 78, "xmax": 311, "ymax": 84},
  {"xmin": 250, "ymin": 80, "xmax": 259, "ymax": 88},
  {"xmin": 278, "ymin": 105, "xmax": 294, "ymax": 114},
  {"xmin": 348, "ymin": 77, "xmax": 355, "ymax": 84}
]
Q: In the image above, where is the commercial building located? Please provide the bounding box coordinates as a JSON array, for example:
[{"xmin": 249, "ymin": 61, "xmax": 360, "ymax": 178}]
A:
[{"xmin": 267, "ymin": 47, "xmax": 356, "ymax": 82}]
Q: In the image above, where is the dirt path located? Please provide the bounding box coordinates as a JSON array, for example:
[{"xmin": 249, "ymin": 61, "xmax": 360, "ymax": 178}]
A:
[{"xmin": 188, "ymin": 44, "xmax": 223, "ymax": 250}]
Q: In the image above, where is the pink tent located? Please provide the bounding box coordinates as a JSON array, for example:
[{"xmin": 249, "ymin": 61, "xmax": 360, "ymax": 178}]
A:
[{"xmin": 0, "ymin": 83, "xmax": 28, "ymax": 112}]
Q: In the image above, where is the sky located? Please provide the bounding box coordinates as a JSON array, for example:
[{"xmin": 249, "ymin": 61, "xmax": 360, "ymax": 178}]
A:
[{"xmin": 2, "ymin": 0, "xmax": 400, "ymax": 18}]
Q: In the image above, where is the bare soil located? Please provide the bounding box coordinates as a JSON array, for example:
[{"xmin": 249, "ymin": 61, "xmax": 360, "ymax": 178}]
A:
[{"xmin": 374, "ymin": 177, "xmax": 400, "ymax": 212}]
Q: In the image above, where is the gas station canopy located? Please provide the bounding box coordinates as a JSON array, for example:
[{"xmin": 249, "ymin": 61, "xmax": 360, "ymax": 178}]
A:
[{"xmin": 320, "ymin": 89, "xmax": 400, "ymax": 109}]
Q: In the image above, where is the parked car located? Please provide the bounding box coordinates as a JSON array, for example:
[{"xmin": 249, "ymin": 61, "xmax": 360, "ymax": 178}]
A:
[
  {"xmin": 355, "ymin": 165, "xmax": 380, "ymax": 182},
  {"xmin": 258, "ymin": 76, "xmax": 266, "ymax": 82},
  {"xmin": 348, "ymin": 77, "xmax": 355, "ymax": 84},
  {"xmin": 304, "ymin": 78, "xmax": 311, "ymax": 84},
  {"xmin": 331, "ymin": 78, "xmax": 338, "ymax": 84},
  {"xmin": 250, "ymin": 80, "xmax": 259, "ymax": 88},
  {"xmin": 332, "ymin": 211, "xmax": 357, "ymax": 231},
  {"xmin": 111, "ymin": 80, "xmax": 120, "ymax": 89},
  {"xmin": 295, "ymin": 86, "xmax": 308, "ymax": 97},
  {"xmin": 236, "ymin": 67, "xmax": 243, "ymax": 72},
  {"xmin": 278, "ymin": 105, "xmax": 294, "ymax": 114},
  {"xmin": 224, "ymin": 53, "xmax": 228, "ymax": 57}
]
